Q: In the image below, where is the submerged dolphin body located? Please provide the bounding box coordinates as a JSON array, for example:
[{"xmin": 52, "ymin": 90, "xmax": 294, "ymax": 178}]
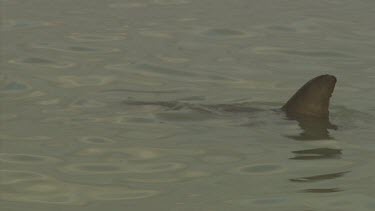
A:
[
  {"xmin": 124, "ymin": 75, "xmax": 337, "ymax": 118},
  {"xmin": 122, "ymin": 74, "xmax": 338, "ymax": 140},
  {"xmin": 282, "ymin": 74, "xmax": 337, "ymax": 119}
]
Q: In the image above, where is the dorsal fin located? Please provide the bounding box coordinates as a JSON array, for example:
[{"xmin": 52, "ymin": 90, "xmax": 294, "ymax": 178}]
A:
[{"xmin": 282, "ymin": 75, "xmax": 337, "ymax": 118}]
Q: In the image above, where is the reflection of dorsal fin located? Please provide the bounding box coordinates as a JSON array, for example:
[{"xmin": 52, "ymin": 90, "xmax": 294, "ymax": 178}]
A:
[{"xmin": 282, "ymin": 75, "xmax": 337, "ymax": 118}]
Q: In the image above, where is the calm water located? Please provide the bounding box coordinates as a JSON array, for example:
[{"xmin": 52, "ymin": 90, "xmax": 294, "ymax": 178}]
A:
[{"xmin": 1, "ymin": 0, "xmax": 375, "ymax": 210}]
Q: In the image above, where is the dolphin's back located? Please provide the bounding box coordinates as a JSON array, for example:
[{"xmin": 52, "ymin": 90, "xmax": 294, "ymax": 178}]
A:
[{"xmin": 282, "ymin": 74, "xmax": 337, "ymax": 118}]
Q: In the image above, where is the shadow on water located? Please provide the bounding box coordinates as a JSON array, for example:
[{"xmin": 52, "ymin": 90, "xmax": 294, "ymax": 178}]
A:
[
  {"xmin": 123, "ymin": 99, "xmax": 348, "ymax": 193},
  {"xmin": 289, "ymin": 147, "xmax": 342, "ymax": 160},
  {"xmin": 284, "ymin": 113, "xmax": 337, "ymax": 141},
  {"xmin": 290, "ymin": 171, "xmax": 349, "ymax": 182},
  {"xmin": 284, "ymin": 113, "xmax": 349, "ymax": 194}
]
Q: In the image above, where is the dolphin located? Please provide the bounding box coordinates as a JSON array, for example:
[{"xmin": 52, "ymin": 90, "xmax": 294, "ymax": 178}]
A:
[
  {"xmin": 282, "ymin": 74, "xmax": 337, "ymax": 119},
  {"xmin": 123, "ymin": 74, "xmax": 337, "ymax": 118},
  {"xmin": 122, "ymin": 74, "xmax": 338, "ymax": 140}
]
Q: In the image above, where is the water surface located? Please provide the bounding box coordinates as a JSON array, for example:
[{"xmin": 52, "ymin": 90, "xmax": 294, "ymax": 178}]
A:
[{"xmin": 1, "ymin": 0, "xmax": 375, "ymax": 210}]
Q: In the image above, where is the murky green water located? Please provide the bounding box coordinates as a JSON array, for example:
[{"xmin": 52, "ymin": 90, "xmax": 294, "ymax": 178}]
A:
[{"xmin": 1, "ymin": 0, "xmax": 375, "ymax": 210}]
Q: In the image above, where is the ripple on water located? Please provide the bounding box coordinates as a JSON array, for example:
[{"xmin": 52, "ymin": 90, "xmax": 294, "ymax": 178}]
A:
[
  {"xmin": 233, "ymin": 163, "xmax": 284, "ymax": 175},
  {"xmin": 0, "ymin": 81, "xmax": 30, "ymax": 93},
  {"xmin": 0, "ymin": 134, "xmax": 52, "ymax": 142},
  {"xmin": 76, "ymin": 147, "xmax": 160, "ymax": 160},
  {"xmin": 108, "ymin": 2, "xmax": 147, "ymax": 8},
  {"xmin": 253, "ymin": 46, "xmax": 353, "ymax": 58},
  {"xmin": 0, "ymin": 179, "xmax": 83, "ymax": 205},
  {"xmin": 204, "ymin": 28, "xmax": 246, "ymax": 37},
  {"xmin": 125, "ymin": 170, "xmax": 210, "ymax": 183},
  {"xmin": 56, "ymin": 75, "xmax": 115, "ymax": 88},
  {"xmin": 193, "ymin": 27, "xmax": 252, "ymax": 38},
  {"xmin": 78, "ymin": 164, "xmax": 122, "ymax": 172},
  {"xmin": 290, "ymin": 171, "xmax": 349, "ymax": 183},
  {"xmin": 201, "ymin": 154, "xmax": 242, "ymax": 163},
  {"xmin": 198, "ymin": 150, "xmax": 246, "ymax": 165},
  {"xmin": 68, "ymin": 32, "xmax": 127, "ymax": 42},
  {"xmin": 60, "ymin": 163, "xmax": 123, "ymax": 175},
  {"xmin": 0, "ymin": 89, "xmax": 45, "ymax": 101},
  {"xmin": 226, "ymin": 197, "xmax": 287, "ymax": 207},
  {"xmin": 69, "ymin": 99, "xmax": 107, "ymax": 108},
  {"xmin": 157, "ymin": 55, "xmax": 190, "ymax": 64},
  {"xmin": 76, "ymin": 147, "xmax": 204, "ymax": 161},
  {"xmin": 2, "ymin": 20, "xmax": 51, "ymax": 31},
  {"xmin": 138, "ymin": 29, "xmax": 174, "ymax": 39},
  {"xmin": 19, "ymin": 57, "xmax": 54, "ymax": 64},
  {"xmin": 0, "ymin": 170, "xmax": 47, "ymax": 184},
  {"xmin": 279, "ymin": 49, "xmax": 352, "ymax": 58},
  {"xmin": 156, "ymin": 110, "xmax": 216, "ymax": 122},
  {"xmin": 106, "ymin": 149, "xmax": 160, "ymax": 162},
  {"xmin": 89, "ymin": 188, "xmax": 159, "ymax": 200},
  {"xmin": 302, "ymin": 188, "xmax": 342, "ymax": 193},
  {"xmin": 0, "ymin": 113, "xmax": 18, "ymax": 121},
  {"xmin": 264, "ymin": 25, "xmax": 296, "ymax": 32},
  {"xmin": 37, "ymin": 98, "xmax": 61, "ymax": 105},
  {"xmin": 106, "ymin": 63, "xmax": 194, "ymax": 85},
  {"xmin": 135, "ymin": 62, "xmax": 196, "ymax": 78},
  {"xmin": 103, "ymin": 87, "xmax": 184, "ymax": 94},
  {"xmin": 0, "ymin": 153, "xmax": 60, "ymax": 164},
  {"xmin": 31, "ymin": 42, "xmax": 119, "ymax": 54},
  {"xmin": 130, "ymin": 162, "xmax": 186, "ymax": 173},
  {"xmin": 9, "ymin": 57, "xmax": 75, "ymax": 68},
  {"xmin": 61, "ymin": 162, "xmax": 186, "ymax": 174},
  {"xmin": 79, "ymin": 136, "xmax": 115, "ymax": 145},
  {"xmin": 152, "ymin": 0, "xmax": 190, "ymax": 5},
  {"xmin": 0, "ymin": 79, "xmax": 45, "ymax": 101},
  {"xmin": 0, "ymin": 172, "xmax": 159, "ymax": 204}
]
